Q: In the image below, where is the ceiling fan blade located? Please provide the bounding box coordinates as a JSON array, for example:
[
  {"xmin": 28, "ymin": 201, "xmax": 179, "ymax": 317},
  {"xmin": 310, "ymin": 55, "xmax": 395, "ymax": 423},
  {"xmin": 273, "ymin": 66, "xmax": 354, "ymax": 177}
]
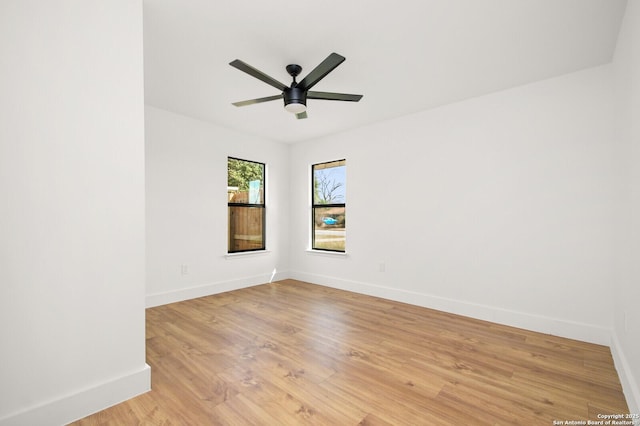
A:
[
  {"xmin": 232, "ymin": 95, "xmax": 282, "ymax": 107},
  {"xmin": 229, "ymin": 59, "xmax": 288, "ymax": 91},
  {"xmin": 307, "ymin": 91, "xmax": 363, "ymax": 102},
  {"xmin": 297, "ymin": 53, "xmax": 345, "ymax": 91},
  {"xmin": 296, "ymin": 111, "xmax": 308, "ymax": 119}
]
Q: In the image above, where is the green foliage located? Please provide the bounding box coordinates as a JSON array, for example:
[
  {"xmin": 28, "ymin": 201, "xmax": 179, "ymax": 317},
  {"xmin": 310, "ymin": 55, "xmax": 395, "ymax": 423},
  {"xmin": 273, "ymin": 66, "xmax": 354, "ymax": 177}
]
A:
[{"xmin": 228, "ymin": 158, "xmax": 263, "ymax": 191}]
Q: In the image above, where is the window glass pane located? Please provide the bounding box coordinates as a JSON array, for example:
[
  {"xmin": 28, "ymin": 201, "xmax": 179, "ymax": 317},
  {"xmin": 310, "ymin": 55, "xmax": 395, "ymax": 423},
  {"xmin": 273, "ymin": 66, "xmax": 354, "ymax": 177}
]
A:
[
  {"xmin": 313, "ymin": 206, "xmax": 345, "ymax": 251},
  {"xmin": 313, "ymin": 160, "xmax": 346, "ymax": 205},
  {"xmin": 228, "ymin": 206, "xmax": 264, "ymax": 252},
  {"xmin": 228, "ymin": 158, "xmax": 264, "ymax": 205}
]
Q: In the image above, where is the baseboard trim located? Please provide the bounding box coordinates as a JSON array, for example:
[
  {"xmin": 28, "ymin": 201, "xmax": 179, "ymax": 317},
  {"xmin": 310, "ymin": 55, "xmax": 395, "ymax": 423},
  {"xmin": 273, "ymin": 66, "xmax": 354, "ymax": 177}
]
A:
[
  {"xmin": 0, "ymin": 364, "xmax": 150, "ymax": 426},
  {"xmin": 610, "ymin": 331, "xmax": 640, "ymax": 420},
  {"xmin": 146, "ymin": 270, "xmax": 290, "ymax": 308},
  {"xmin": 289, "ymin": 271, "xmax": 612, "ymax": 346}
]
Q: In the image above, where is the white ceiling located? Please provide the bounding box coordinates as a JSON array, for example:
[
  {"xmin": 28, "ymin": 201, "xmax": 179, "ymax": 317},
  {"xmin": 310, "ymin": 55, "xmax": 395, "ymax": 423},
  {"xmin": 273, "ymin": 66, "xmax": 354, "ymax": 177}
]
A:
[{"xmin": 143, "ymin": 0, "xmax": 627, "ymax": 144}]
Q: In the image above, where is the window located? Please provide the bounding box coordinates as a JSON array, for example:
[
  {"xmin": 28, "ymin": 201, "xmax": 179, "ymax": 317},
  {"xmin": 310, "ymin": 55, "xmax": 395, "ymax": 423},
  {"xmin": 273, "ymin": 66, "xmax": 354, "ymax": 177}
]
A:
[
  {"xmin": 228, "ymin": 157, "xmax": 265, "ymax": 253},
  {"xmin": 312, "ymin": 159, "xmax": 346, "ymax": 252}
]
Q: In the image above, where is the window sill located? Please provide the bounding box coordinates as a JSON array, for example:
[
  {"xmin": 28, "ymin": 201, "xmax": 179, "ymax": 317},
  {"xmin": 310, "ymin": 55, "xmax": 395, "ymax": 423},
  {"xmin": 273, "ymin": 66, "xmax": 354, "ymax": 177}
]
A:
[
  {"xmin": 225, "ymin": 250, "xmax": 271, "ymax": 259},
  {"xmin": 305, "ymin": 249, "xmax": 348, "ymax": 258}
]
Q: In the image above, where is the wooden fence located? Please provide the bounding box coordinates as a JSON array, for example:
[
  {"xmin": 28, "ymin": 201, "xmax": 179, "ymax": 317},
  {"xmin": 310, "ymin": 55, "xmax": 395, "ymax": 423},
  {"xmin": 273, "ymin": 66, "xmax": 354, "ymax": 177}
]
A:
[{"xmin": 228, "ymin": 190, "xmax": 264, "ymax": 251}]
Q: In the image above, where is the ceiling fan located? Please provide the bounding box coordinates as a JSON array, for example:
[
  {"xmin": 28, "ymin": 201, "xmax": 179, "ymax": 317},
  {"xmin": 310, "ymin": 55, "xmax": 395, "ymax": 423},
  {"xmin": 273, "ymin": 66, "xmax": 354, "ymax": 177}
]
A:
[{"xmin": 229, "ymin": 52, "xmax": 363, "ymax": 119}]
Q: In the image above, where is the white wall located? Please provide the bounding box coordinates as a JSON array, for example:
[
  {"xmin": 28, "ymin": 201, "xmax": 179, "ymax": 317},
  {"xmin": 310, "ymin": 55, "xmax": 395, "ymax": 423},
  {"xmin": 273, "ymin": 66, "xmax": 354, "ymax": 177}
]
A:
[
  {"xmin": 612, "ymin": 0, "xmax": 640, "ymax": 415},
  {"xmin": 290, "ymin": 65, "xmax": 617, "ymax": 345},
  {"xmin": 145, "ymin": 106, "xmax": 290, "ymax": 306},
  {"xmin": 0, "ymin": 1, "xmax": 149, "ymax": 425}
]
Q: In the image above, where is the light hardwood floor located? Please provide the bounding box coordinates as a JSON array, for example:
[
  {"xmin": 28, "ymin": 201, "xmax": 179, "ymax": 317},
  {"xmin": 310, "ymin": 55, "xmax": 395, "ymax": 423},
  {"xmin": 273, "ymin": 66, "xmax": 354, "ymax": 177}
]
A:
[{"xmin": 72, "ymin": 279, "xmax": 628, "ymax": 425}]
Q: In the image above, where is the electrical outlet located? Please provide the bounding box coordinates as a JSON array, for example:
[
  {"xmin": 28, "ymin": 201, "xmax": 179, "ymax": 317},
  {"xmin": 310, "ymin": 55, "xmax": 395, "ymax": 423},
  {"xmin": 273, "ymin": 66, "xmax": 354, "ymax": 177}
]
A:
[
  {"xmin": 181, "ymin": 264, "xmax": 189, "ymax": 276},
  {"xmin": 379, "ymin": 263, "xmax": 386, "ymax": 272}
]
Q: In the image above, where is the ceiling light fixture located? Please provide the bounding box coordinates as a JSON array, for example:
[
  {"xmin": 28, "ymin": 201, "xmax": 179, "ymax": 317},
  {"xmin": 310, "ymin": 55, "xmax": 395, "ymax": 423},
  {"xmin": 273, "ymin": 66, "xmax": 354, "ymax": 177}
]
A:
[
  {"xmin": 284, "ymin": 101, "xmax": 306, "ymax": 114},
  {"xmin": 283, "ymin": 86, "xmax": 307, "ymax": 114}
]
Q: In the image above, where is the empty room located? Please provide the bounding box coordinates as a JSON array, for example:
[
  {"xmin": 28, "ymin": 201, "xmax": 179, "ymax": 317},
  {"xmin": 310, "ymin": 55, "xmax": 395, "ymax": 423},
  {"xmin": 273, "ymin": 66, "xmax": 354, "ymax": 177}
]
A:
[{"xmin": 1, "ymin": 0, "xmax": 639, "ymax": 425}]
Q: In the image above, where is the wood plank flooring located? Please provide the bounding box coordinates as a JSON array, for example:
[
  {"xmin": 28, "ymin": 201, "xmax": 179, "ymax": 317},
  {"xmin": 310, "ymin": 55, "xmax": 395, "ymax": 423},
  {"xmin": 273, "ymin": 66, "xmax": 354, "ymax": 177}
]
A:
[{"xmin": 72, "ymin": 279, "xmax": 629, "ymax": 425}]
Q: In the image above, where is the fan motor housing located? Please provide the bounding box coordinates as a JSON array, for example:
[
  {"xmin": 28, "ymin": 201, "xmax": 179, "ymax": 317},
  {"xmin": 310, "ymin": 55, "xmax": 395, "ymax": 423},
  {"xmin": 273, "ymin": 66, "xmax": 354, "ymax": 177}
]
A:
[{"xmin": 283, "ymin": 87, "xmax": 306, "ymax": 108}]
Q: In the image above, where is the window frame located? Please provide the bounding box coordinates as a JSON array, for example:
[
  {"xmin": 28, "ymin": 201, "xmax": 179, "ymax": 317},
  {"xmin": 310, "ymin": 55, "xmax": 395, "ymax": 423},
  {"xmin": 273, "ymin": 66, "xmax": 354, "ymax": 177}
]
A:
[
  {"xmin": 227, "ymin": 157, "xmax": 266, "ymax": 254},
  {"xmin": 311, "ymin": 159, "xmax": 346, "ymax": 253}
]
